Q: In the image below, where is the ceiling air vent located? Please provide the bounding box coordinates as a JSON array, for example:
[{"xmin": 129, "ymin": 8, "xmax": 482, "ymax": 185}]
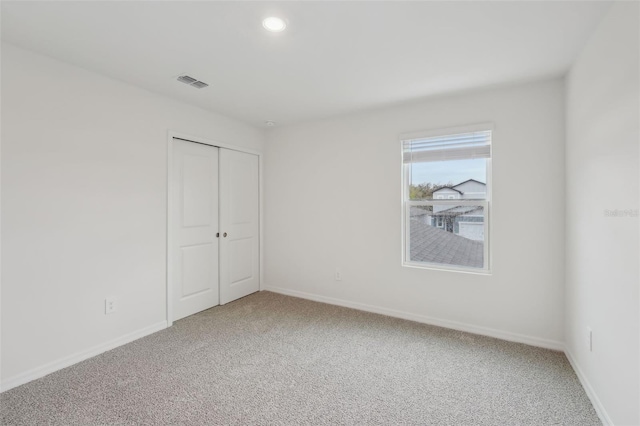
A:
[
  {"xmin": 191, "ymin": 81, "xmax": 209, "ymax": 89},
  {"xmin": 177, "ymin": 75, "xmax": 209, "ymax": 89}
]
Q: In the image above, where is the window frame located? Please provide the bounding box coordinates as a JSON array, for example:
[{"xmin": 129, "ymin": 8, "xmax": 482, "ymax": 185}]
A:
[{"xmin": 400, "ymin": 123, "xmax": 493, "ymax": 275}]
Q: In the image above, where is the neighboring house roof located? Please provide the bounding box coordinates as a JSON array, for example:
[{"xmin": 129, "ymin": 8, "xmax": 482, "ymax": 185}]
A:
[
  {"xmin": 451, "ymin": 179, "xmax": 485, "ymax": 189},
  {"xmin": 410, "ymin": 207, "xmax": 431, "ymax": 217},
  {"xmin": 432, "ymin": 206, "xmax": 484, "ymax": 216},
  {"xmin": 410, "ymin": 206, "xmax": 483, "ymax": 219},
  {"xmin": 409, "ymin": 218, "xmax": 483, "ymax": 268},
  {"xmin": 432, "ymin": 179, "xmax": 486, "ymax": 196},
  {"xmin": 432, "ymin": 187, "xmax": 463, "ymax": 194}
]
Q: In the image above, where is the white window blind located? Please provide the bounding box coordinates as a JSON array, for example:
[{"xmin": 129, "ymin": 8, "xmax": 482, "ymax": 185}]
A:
[{"xmin": 403, "ymin": 130, "xmax": 492, "ymax": 163}]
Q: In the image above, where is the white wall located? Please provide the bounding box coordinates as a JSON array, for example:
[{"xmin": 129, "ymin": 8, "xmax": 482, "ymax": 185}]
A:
[
  {"xmin": 264, "ymin": 78, "xmax": 566, "ymax": 348},
  {"xmin": 0, "ymin": 43, "xmax": 264, "ymax": 387},
  {"xmin": 565, "ymin": 3, "xmax": 639, "ymax": 425}
]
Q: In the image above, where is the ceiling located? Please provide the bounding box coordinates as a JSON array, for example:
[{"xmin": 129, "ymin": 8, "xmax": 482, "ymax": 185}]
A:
[{"xmin": 1, "ymin": 1, "xmax": 611, "ymax": 127}]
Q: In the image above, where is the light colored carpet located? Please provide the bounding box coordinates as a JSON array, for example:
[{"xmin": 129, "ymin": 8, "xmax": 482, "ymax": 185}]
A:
[{"xmin": 2, "ymin": 291, "xmax": 599, "ymax": 425}]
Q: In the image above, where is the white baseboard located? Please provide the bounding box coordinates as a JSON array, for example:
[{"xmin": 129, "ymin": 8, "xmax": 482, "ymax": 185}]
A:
[
  {"xmin": 564, "ymin": 348, "xmax": 612, "ymax": 426},
  {"xmin": 263, "ymin": 285, "xmax": 565, "ymax": 351},
  {"xmin": 1, "ymin": 321, "xmax": 168, "ymax": 393}
]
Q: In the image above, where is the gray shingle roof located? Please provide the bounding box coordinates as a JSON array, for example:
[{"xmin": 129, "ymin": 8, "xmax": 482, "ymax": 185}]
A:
[
  {"xmin": 410, "ymin": 207, "xmax": 431, "ymax": 217},
  {"xmin": 409, "ymin": 218, "xmax": 484, "ymax": 268}
]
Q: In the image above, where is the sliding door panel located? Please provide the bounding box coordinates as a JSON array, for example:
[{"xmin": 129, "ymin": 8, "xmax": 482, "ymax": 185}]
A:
[
  {"xmin": 219, "ymin": 149, "xmax": 259, "ymax": 304},
  {"xmin": 172, "ymin": 139, "xmax": 219, "ymax": 320}
]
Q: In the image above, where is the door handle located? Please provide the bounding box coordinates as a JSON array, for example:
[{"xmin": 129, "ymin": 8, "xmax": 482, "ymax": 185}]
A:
[{"xmin": 223, "ymin": 232, "xmax": 228, "ymax": 237}]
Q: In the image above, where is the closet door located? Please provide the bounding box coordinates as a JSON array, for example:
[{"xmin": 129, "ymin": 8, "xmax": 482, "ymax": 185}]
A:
[
  {"xmin": 172, "ymin": 139, "xmax": 219, "ymax": 320},
  {"xmin": 219, "ymin": 149, "xmax": 260, "ymax": 304}
]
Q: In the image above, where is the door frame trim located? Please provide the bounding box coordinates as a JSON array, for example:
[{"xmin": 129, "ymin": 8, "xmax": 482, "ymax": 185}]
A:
[{"xmin": 166, "ymin": 130, "xmax": 263, "ymax": 326}]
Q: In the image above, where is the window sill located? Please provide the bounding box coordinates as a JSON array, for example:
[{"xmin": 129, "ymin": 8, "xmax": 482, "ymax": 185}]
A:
[{"xmin": 402, "ymin": 261, "xmax": 492, "ymax": 276}]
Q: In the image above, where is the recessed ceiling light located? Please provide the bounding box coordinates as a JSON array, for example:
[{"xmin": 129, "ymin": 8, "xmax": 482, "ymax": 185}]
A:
[
  {"xmin": 265, "ymin": 120, "xmax": 276, "ymax": 127},
  {"xmin": 262, "ymin": 17, "xmax": 286, "ymax": 32}
]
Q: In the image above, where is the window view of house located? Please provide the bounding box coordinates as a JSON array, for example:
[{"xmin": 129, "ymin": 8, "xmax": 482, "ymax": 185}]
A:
[
  {"xmin": 403, "ymin": 129, "xmax": 491, "ymax": 271},
  {"xmin": 431, "ymin": 179, "xmax": 486, "ymax": 240}
]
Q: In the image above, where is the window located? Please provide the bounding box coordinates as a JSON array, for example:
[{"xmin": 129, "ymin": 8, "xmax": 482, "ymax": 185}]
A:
[{"xmin": 402, "ymin": 125, "xmax": 492, "ymax": 272}]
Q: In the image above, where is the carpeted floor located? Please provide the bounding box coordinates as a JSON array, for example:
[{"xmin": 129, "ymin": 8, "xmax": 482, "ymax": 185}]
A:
[{"xmin": 1, "ymin": 291, "xmax": 600, "ymax": 425}]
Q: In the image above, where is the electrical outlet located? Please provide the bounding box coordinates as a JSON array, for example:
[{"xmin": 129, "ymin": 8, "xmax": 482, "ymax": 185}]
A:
[
  {"xmin": 335, "ymin": 270, "xmax": 342, "ymax": 281},
  {"xmin": 586, "ymin": 326, "xmax": 592, "ymax": 352},
  {"xmin": 105, "ymin": 297, "xmax": 118, "ymax": 315}
]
